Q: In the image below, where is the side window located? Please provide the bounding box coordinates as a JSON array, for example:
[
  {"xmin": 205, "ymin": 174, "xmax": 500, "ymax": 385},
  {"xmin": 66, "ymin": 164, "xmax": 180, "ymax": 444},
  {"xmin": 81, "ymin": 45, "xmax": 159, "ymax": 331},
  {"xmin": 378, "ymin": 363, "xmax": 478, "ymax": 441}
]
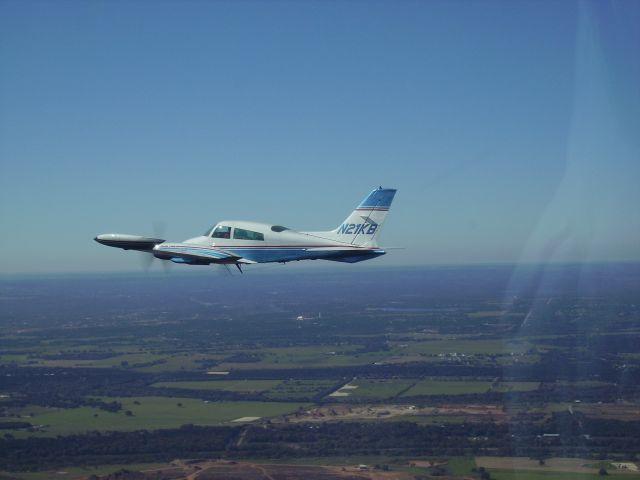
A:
[
  {"xmin": 211, "ymin": 225, "xmax": 231, "ymax": 239},
  {"xmin": 233, "ymin": 228, "xmax": 264, "ymax": 241}
]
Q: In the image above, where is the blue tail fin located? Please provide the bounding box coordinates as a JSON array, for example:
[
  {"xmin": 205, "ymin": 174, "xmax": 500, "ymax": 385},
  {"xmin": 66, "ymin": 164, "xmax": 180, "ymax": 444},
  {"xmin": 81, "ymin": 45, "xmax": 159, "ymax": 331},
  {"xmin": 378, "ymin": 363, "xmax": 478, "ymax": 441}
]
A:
[{"xmin": 327, "ymin": 187, "xmax": 397, "ymax": 246}]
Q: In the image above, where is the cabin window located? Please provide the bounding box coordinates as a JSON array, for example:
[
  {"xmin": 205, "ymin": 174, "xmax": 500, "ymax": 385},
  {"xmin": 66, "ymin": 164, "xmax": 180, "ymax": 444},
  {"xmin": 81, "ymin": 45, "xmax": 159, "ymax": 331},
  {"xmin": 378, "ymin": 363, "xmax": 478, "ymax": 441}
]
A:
[
  {"xmin": 211, "ymin": 225, "xmax": 231, "ymax": 239},
  {"xmin": 270, "ymin": 225, "xmax": 290, "ymax": 232},
  {"xmin": 233, "ymin": 228, "xmax": 264, "ymax": 241}
]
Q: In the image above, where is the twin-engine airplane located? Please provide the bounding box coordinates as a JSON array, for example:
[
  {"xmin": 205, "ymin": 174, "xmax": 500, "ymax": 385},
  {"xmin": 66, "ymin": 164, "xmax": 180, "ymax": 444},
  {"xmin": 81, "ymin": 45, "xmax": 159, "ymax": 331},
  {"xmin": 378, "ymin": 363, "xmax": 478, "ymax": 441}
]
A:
[{"xmin": 95, "ymin": 187, "xmax": 397, "ymax": 272}]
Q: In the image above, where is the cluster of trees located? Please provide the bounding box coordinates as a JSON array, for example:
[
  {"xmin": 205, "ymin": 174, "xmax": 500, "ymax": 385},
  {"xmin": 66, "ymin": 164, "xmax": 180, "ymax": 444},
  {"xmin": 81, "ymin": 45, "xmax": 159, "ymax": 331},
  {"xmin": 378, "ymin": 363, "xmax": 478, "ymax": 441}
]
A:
[
  {"xmin": 0, "ymin": 365, "xmax": 275, "ymax": 410},
  {"xmin": 214, "ymin": 355, "xmax": 638, "ymax": 385},
  {"xmin": 0, "ymin": 425, "xmax": 235, "ymax": 471},
  {"xmin": 0, "ymin": 365, "xmax": 144, "ymax": 410},
  {"xmin": 3, "ymin": 416, "xmax": 639, "ymax": 471},
  {"xmin": 0, "ymin": 422, "xmax": 31, "ymax": 430},
  {"xmin": 3, "ymin": 361, "xmax": 637, "ymax": 417},
  {"xmin": 40, "ymin": 351, "xmax": 119, "ymax": 361}
]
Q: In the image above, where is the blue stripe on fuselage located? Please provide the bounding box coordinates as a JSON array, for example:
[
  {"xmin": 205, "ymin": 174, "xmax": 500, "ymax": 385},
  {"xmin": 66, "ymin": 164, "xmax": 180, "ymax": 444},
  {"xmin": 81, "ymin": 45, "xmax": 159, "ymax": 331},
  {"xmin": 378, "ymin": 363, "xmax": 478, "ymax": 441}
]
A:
[{"xmin": 223, "ymin": 247, "xmax": 384, "ymax": 263}]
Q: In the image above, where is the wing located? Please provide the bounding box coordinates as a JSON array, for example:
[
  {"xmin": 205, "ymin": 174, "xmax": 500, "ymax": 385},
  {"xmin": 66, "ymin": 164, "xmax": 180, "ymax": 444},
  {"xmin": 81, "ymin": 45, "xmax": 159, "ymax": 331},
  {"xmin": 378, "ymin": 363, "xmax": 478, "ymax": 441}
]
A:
[{"xmin": 153, "ymin": 243, "xmax": 256, "ymax": 265}]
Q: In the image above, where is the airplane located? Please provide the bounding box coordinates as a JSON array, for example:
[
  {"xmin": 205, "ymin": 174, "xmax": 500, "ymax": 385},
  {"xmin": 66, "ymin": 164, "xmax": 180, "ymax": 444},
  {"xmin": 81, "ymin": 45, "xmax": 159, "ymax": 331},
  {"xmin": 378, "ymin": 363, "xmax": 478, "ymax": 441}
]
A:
[{"xmin": 94, "ymin": 187, "xmax": 397, "ymax": 272}]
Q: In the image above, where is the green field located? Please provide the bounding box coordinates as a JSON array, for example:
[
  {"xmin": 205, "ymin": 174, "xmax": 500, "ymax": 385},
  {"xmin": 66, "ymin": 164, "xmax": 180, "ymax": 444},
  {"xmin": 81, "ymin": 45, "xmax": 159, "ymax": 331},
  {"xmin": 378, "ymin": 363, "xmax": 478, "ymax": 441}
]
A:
[
  {"xmin": 489, "ymin": 470, "xmax": 640, "ymax": 480},
  {"xmin": 21, "ymin": 348, "xmax": 227, "ymax": 372},
  {"xmin": 474, "ymin": 457, "xmax": 640, "ymax": 479},
  {"xmin": 347, "ymin": 378, "xmax": 416, "ymax": 399},
  {"xmin": 33, "ymin": 352, "xmax": 167, "ymax": 369},
  {"xmin": 391, "ymin": 339, "xmax": 532, "ymax": 356},
  {"xmin": 402, "ymin": 379, "xmax": 493, "ymax": 396},
  {"xmin": 6, "ymin": 397, "xmax": 308, "ymax": 436},
  {"xmin": 152, "ymin": 379, "xmax": 282, "ymax": 392},
  {"xmin": 446, "ymin": 456, "xmax": 477, "ymax": 474},
  {"xmin": 554, "ymin": 380, "xmax": 610, "ymax": 387},
  {"xmin": 467, "ymin": 310, "xmax": 506, "ymax": 318},
  {"xmin": 217, "ymin": 346, "xmax": 390, "ymax": 370},
  {"xmin": 136, "ymin": 352, "xmax": 225, "ymax": 372},
  {"xmin": 0, "ymin": 354, "xmax": 29, "ymax": 364},
  {"xmin": 491, "ymin": 382, "xmax": 540, "ymax": 392},
  {"xmin": 265, "ymin": 379, "xmax": 339, "ymax": 400},
  {"xmin": 151, "ymin": 378, "xmax": 339, "ymax": 400}
]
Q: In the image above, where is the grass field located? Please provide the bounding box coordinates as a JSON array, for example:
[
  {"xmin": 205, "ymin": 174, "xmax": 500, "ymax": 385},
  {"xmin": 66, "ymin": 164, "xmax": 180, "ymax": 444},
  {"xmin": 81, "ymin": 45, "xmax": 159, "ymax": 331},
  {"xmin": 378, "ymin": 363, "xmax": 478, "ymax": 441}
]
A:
[
  {"xmin": 391, "ymin": 339, "xmax": 532, "ymax": 356},
  {"xmin": 25, "ymin": 349, "xmax": 227, "ymax": 372},
  {"xmin": 136, "ymin": 352, "xmax": 225, "ymax": 372},
  {"xmin": 152, "ymin": 379, "xmax": 341, "ymax": 399},
  {"xmin": 347, "ymin": 378, "xmax": 416, "ymax": 399},
  {"xmin": 217, "ymin": 346, "xmax": 390, "ymax": 370},
  {"xmin": 446, "ymin": 456, "xmax": 477, "ymax": 475},
  {"xmin": 265, "ymin": 379, "xmax": 339, "ymax": 400},
  {"xmin": 152, "ymin": 379, "xmax": 282, "ymax": 392},
  {"xmin": 467, "ymin": 310, "xmax": 506, "ymax": 318},
  {"xmin": 476, "ymin": 457, "xmax": 640, "ymax": 479},
  {"xmin": 402, "ymin": 379, "xmax": 492, "ymax": 396},
  {"xmin": 0, "ymin": 354, "xmax": 29, "ymax": 364},
  {"xmin": 554, "ymin": 380, "xmax": 610, "ymax": 387},
  {"xmin": 6, "ymin": 397, "xmax": 308, "ymax": 436},
  {"xmin": 33, "ymin": 351, "xmax": 167, "ymax": 369},
  {"xmin": 489, "ymin": 470, "xmax": 640, "ymax": 479},
  {"xmin": 491, "ymin": 382, "xmax": 540, "ymax": 392}
]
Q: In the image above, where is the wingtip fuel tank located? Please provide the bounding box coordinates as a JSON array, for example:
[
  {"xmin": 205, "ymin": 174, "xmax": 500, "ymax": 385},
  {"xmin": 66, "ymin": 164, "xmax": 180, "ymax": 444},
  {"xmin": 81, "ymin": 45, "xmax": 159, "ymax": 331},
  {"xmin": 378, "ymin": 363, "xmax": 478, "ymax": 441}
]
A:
[{"xmin": 94, "ymin": 234, "xmax": 165, "ymax": 250}]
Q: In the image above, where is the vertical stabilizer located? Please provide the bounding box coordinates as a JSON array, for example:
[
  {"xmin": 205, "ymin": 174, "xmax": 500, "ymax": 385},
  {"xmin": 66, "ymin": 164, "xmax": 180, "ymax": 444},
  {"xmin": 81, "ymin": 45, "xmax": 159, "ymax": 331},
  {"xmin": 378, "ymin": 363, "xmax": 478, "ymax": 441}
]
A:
[{"xmin": 312, "ymin": 187, "xmax": 396, "ymax": 246}]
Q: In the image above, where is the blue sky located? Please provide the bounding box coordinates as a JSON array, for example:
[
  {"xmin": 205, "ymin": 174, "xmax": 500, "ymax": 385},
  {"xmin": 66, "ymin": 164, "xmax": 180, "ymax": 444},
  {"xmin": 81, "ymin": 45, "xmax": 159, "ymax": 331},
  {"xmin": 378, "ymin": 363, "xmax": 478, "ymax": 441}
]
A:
[{"xmin": 1, "ymin": 0, "xmax": 638, "ymax": 273}]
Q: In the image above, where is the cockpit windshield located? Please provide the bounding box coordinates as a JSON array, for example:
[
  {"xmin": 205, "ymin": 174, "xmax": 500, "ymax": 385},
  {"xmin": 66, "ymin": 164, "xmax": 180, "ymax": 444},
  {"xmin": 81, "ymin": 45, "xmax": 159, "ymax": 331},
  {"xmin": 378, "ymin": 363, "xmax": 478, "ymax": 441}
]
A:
[{"xmin": 211, "ymin": 225, "xmax": 231, "ymax": 239}]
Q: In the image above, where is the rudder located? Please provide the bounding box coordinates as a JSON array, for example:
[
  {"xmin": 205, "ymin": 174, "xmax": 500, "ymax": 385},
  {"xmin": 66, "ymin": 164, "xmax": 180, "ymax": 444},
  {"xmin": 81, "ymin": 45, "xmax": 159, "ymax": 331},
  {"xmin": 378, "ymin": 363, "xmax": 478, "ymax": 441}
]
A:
[{"xmin": 332, "ymin": 187, "xmax": 397, "ymax": 246}]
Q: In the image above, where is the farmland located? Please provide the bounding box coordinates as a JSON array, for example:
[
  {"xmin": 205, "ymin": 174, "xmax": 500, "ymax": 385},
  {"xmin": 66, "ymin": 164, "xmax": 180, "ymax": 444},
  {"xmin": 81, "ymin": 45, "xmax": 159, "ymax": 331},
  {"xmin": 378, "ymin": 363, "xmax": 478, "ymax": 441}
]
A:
[
  {"xmin": 152, "ymin": 380, "xmax": 282, "ymax": 392},
  {"xmin": 1, "ymin": 265, "xmax": 639, "ymax": 478},
  {"xmin": 402, "ymin": 379, "xmax": 493, "ymax": 396},
  {"xmin": 5, "ymin": 397, "xmax": 308, "ymax": 436}
]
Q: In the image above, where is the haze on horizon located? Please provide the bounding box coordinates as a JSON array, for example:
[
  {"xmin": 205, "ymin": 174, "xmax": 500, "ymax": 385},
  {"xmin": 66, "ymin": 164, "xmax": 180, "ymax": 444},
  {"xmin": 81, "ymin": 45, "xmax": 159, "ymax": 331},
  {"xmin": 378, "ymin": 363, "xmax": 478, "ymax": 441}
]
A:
[{"xmin": 1, "ymin": 0, "xmax": 638, "ymax": 274}]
